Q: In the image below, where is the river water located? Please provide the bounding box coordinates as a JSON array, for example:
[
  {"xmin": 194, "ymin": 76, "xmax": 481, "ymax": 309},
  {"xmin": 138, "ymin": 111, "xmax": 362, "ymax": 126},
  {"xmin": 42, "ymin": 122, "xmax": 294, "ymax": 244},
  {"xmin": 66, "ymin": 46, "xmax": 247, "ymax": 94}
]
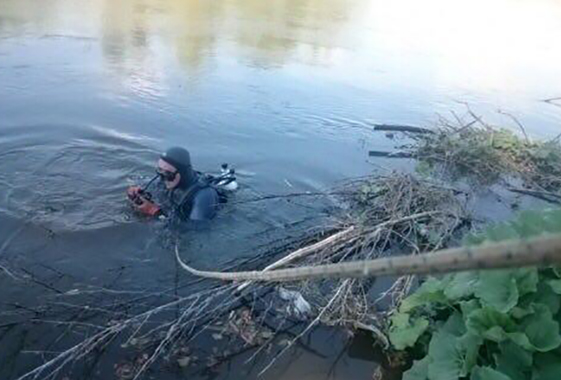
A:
[{"xmin": 1, "ymin": 0, "xmax": 560, "ymax": 379}]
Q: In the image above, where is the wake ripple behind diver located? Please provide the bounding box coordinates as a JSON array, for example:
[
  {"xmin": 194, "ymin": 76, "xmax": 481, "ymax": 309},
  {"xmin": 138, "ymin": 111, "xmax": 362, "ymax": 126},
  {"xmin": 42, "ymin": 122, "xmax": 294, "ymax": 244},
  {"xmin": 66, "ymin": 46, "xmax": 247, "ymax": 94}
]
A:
[{"xmin": 126, "ymin": 147, "xmax": 238, "ymax": 227}]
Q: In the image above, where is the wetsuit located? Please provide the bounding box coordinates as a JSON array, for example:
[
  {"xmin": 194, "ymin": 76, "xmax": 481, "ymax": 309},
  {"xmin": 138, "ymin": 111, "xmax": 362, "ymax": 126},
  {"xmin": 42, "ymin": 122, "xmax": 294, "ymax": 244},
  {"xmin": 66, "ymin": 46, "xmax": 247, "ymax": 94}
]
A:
[{"xmin": 168, "ymin": 176, "xmax": 220, "ymax": 221}]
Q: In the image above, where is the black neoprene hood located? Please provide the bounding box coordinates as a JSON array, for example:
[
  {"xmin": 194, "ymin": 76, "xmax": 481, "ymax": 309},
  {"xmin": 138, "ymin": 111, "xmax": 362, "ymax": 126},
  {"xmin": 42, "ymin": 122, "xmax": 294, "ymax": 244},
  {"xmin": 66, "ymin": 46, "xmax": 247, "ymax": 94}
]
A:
[{"xmin": 160, "ymin": 147, "xmax": 195, "ymax": 189}]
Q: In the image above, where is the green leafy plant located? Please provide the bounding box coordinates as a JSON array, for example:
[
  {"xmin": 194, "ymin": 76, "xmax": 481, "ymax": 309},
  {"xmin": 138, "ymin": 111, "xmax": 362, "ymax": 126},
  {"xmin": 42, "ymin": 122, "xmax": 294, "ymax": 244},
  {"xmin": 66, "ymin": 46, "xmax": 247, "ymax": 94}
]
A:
[{"xmin": 388, "ymin": 209, "xmax": 561, "ymax": 380}]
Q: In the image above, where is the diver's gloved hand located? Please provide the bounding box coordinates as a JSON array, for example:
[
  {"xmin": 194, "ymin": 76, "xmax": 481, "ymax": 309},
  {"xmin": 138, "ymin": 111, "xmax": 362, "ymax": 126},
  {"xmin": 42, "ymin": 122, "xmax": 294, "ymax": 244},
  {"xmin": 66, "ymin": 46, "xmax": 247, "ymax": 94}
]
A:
[{"xmin": 126, "ymin": 186, "xmax": 162, "ymax": 217}]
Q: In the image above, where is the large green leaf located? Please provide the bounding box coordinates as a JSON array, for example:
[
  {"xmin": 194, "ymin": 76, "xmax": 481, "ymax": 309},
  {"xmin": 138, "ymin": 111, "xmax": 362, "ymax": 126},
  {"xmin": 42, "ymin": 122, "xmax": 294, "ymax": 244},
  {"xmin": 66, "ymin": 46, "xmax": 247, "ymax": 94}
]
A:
[
  {"xmin": 471, "ymin": 366, "xmax": 512, "ymax": 380},
  {"xmin": 427, "ymin": 331, "xmax": 463, "ymax": 380},
  {"xmin": 400, "ymin": 278, "xmax": 449, "ymax": 313},
  {"xmin": 475, "ymin": 270, "xmax": 519, "ymax": 313},
  {"xmin": 403, "ymin": 357, "xmax": 430, "ymax": 380},
  {"xmin": 494, "ymin": 341, "xmax": 532, "ymax": 380},
  {"xmin": 529, "ymin": 209, "xmax": 561, "ymax": 234},
  {"xmin": 513, "ymin": 268, "xmax": 539, "ymax": 296},
  {"xmin": 547, "ymin": 279, "xmax": 561, "ymax": 295},
  {"xmin": 506, "ymin": 332, "xmax": 533, "ymax": 351},
  {"xmin": 426, "ymin": 328, "xmax": 482, "ymax": 380},
  {"xmin": 485, "ymin": 224, "xmax": 520, "ymax": 242},
  {"xmin": 458, "ymin": 332, "xmax": 483, "ymax": 376},
  {"xmin": 461, "ymin": 300, "xmax": 482, "ymax": 317},
  {"xmin": 512, "ymin": 211, "xmax": 550, "ymax": 238},
  {"xmin": 523, "ymin": 304, "xmax": 561, "ymax": 352},
  {"xmin": 389, "ymin": 313, "xmax": 429, "ymax": 350},
  {"xmin": 529, "ymin": 283, "xmax": 560, "ymax": 315},
  {"xmin": 445, "ymin": 272, "xmax": 479, "ymax": 301},
  {"xmin": 467, "ymin": 307, "xmax": 516, "ymax": 342},
  {"xmin": 510, "ymin": 306, "xmax": 534, "ymax": 320},
  {"xmin": 442, "ymin": 312, "xmax": 467, "ymax": 337}
]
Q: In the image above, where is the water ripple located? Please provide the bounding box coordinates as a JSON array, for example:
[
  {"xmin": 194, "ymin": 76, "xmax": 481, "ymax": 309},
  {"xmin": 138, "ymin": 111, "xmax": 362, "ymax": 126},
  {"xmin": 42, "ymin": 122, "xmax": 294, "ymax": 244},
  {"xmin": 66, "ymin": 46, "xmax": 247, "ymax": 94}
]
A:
[{"xmin": 0, "ymin": 124, "xmax": 159, "ymax": 231}]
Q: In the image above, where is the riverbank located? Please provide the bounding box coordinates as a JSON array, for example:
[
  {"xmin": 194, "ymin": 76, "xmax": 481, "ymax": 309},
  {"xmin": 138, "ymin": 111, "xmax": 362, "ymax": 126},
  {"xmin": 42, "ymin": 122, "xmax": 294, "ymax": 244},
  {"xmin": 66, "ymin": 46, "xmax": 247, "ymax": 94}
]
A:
[{"xmin": 168, "ymin": 113, "xmax": 561, "ymax": 379}]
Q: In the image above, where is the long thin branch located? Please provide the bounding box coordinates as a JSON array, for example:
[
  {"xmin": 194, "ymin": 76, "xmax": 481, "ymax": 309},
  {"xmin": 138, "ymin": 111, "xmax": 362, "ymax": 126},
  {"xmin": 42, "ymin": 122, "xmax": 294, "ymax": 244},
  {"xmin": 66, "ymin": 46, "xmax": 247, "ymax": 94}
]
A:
[
  {"xmin": 175, "ymin": 233, "xmax": 561, "ymax": 282},
  {"xmin": 498, "ymin": 109, "xmax": 530, "ymax": 142},
  {"xmin": 235, "ymin": 226, "xmax": 355, "ymax": 293}
]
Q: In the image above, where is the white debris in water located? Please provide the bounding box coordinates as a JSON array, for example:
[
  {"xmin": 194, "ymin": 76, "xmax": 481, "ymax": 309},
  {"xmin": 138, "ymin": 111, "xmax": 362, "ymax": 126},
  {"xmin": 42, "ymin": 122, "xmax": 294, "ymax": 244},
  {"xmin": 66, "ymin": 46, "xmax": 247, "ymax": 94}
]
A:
[{"xmin": 277, "ymin": 287, "xmax": 312, "ymax": 319}]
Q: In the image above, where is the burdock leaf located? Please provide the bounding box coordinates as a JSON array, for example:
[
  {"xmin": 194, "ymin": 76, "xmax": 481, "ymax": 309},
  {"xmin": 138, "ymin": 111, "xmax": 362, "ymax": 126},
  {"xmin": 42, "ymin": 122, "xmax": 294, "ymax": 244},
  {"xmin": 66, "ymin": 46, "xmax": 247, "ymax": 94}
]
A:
[
  {"xmin": 427, "ymin": 331, "xmax": 463, "ymax": 380},
  {"xmin": 513, "ymin": 211, "xmax": 548, "ymax": 238},
  {"xmin": 532, "ymin": 283, "xmax": 560, "ymax": 315},
  {"xmin": 403, "ymin": 357, "xmax": 430, "ymax": 380},
  {"xmin": 470, "ymin": 366, "xmax": 512, "ymax": 380},
  {"xmin": 523, "ymin": 304, "xmax": 561, "ymax": 352},
  {"xmin": 426, "ymin": 329, "xmax": 482, "ymax": 380},
  {"xmin": 400, "ymin": 278, "xmax": 448, "ymax": 313},
  {"xmin": 506, "ymin": 332, "xmax": 533, "ymax": 351},
  {"xmin": 442, "ymin": 312, "xmax": 467, "ymax": 337},
  {"xmin": 467, "ymin": 307, "xmax": 516, "ymax": 342},
  {"xmin": 513, "ymin": 268, "xmax": 539, "ymax": 296},
  {"xmin": 445, "ymin": 272, "xmax": 479, "ymax": 301},
  {"xmin": 460, "ymin": 300, "xmax": 482, "ymax": 317},
  {"xmin": 458, "ymin": 332, "xmax": 483, "ymax": 376},
  {"xmin": 494, "ymin": 341, "xmax": 532, "ymax": 380},
  {"xmin": 389, "ymin": 313, "xmax": 429, "ymax": 350},
  {"xmin": 485, "ymin": 225, "xmax": 520, "ymax": 242},
  {"xmin": 547, "ymin": 279, "xmax": 561, "ymax": 295},
  {"xmin": 475, "ymin": 270, "xmax": 519, "ymax": 313}
]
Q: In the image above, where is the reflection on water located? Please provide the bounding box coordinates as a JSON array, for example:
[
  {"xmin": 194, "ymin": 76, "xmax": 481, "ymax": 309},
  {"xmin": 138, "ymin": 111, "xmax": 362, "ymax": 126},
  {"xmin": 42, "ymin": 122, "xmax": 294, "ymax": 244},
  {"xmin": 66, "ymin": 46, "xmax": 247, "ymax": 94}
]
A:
[
  {"xmin": 94, "ymin": 0, "xmax": 561, "ymax": 117},
  {"xmin": 99, "ymin": 0, "xmax": 359, "ymax": 70},
  {"xmin": 0, "ymin": 0, "xmax": 561, "ymax": 134},
  {"xmin": 1, "ymin": 0, "xmax": 559, "ymax": 135}
]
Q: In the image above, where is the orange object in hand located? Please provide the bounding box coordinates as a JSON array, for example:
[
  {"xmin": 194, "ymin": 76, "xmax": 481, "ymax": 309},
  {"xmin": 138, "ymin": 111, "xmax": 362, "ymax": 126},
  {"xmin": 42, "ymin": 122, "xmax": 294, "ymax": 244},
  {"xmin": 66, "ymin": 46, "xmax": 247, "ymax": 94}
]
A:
[
  {"xmin": 127, "ymin": 186, "xmax": 142, "ymax": 199},
  {"xmin": 127, "ymin": 186, "xmax": 162, "ymax": 217}
]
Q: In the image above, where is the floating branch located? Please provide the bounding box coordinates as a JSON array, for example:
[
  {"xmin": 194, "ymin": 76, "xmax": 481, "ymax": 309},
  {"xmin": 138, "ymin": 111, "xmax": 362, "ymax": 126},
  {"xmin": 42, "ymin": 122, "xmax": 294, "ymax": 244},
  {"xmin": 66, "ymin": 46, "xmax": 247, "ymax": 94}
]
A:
[
  {"xmin": 507, "ymin": 187, "xmax": 561, "ymax": 204},
  {"xmin": 372, "ymin": 124, "xmax": 434, "ymax": 134},
  {"xmin": 368, "ymin": 151, "xmax": 413, "ymax": 159}
]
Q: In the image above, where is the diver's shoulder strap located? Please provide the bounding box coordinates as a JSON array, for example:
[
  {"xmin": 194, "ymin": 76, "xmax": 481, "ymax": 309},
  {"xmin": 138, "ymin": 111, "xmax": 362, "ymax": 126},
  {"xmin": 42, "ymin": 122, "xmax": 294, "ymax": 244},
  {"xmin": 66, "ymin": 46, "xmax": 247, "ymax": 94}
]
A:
[
  {"xmin": 178, "ymin": 180, "xmax": 209, "ymax": 206},
  {"xmin": 176, "ymin": 176, "xmax": 213, "ymax": 219}
]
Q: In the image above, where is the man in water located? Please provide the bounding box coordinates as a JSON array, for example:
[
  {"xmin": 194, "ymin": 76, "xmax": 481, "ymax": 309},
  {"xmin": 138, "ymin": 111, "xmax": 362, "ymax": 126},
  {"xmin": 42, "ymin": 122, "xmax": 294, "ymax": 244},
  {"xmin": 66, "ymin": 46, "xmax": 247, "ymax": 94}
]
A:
[{"xmin": 127, "ymin": 147, "xmax": 222, "ymax": 221}]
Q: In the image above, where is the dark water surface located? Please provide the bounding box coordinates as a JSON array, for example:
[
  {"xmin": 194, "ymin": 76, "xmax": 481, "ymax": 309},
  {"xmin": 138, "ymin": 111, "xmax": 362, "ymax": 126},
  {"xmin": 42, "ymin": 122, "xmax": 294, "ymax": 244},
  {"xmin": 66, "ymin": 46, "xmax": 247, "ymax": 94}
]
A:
[{"xmin": 1, "ymin": 0, "xmax": 561, "ymax": 379}]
